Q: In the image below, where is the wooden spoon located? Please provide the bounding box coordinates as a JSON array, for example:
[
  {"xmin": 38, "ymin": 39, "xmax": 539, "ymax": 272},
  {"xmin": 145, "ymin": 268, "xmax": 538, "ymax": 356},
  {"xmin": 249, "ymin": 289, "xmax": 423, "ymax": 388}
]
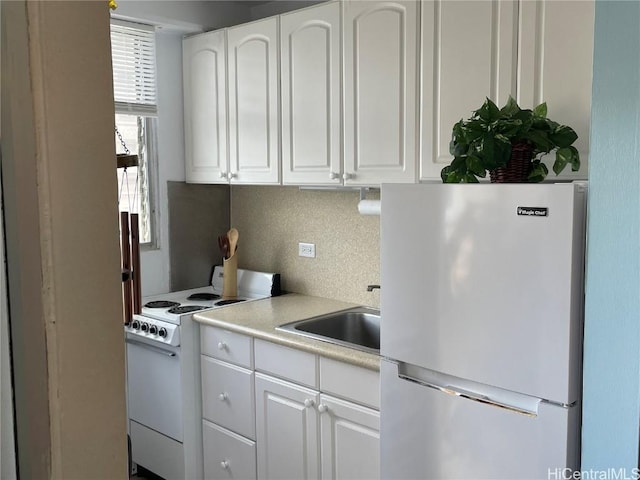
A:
[{"xmin": 227, "ymin": 228, "xmax": 239, "ymax": 258}]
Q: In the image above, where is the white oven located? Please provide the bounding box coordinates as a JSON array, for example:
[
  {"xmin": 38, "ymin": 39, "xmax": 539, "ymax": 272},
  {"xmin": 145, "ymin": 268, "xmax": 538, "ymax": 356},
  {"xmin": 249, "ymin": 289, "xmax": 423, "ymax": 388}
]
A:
[{"xmin": 125, "ymin": 267, "xmax": 280, "ymax": 479}]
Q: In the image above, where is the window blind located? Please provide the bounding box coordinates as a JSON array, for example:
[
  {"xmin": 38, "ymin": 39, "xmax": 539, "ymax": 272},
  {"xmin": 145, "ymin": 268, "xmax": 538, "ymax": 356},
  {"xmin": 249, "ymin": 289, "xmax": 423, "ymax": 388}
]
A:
[{"xmin": 111, "ymin": 20, "xmax": 157, "ymax": 116}]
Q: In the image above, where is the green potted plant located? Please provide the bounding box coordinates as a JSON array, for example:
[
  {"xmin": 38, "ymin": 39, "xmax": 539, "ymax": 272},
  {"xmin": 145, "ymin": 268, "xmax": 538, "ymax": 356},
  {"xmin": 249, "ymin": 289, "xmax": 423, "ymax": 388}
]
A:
[{"xmin": 441, "ymin": 96, "xmax": 580, "ymax": 183}]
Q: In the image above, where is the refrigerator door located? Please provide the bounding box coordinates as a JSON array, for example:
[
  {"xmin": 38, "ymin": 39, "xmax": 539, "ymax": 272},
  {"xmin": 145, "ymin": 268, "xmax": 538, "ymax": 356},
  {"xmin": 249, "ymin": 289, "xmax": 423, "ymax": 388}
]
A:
[
  {"xmin": 380, "ymin": 360, "xmax": 580, "ymax": 479},
  {"xmin": 381, "ymin": 183, "xmax": 586, "ymax": 404}
]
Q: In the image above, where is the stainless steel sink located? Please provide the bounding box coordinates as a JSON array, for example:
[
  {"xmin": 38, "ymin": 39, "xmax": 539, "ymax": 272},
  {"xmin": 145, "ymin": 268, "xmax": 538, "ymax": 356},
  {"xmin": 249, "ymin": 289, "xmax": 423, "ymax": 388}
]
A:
[{"xmin": 276, "ymin": 307, "xmax": 380, "ymax": 354}]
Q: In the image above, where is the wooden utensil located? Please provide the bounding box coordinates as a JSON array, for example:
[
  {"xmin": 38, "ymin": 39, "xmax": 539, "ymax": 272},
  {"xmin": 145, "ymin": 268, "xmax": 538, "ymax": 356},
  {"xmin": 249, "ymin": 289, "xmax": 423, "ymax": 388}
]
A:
[{"xmin": 227, "ymin": 228, "xmax": 239, "ymax": 258}]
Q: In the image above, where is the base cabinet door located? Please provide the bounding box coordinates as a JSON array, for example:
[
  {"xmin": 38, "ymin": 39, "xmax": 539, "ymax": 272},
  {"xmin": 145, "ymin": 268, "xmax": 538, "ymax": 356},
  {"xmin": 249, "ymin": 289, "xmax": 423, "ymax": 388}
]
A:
[
  {"xmin": 203, "ymin": 420, "xmax": 257, "ymax": 480},
  {"xmin": 319, "ymin": 394, "xmax": 380, "ymax": 480},
  {"xmin": 255, "ymin": 373, "xmax": 320, "ymax": 479}
]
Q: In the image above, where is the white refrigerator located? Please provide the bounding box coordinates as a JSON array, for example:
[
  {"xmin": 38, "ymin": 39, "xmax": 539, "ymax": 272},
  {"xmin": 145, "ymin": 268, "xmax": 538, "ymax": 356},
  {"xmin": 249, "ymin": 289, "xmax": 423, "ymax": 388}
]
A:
[{"xmin": 380, "ymin": 183, "xmax": 587, "ymax": 479}]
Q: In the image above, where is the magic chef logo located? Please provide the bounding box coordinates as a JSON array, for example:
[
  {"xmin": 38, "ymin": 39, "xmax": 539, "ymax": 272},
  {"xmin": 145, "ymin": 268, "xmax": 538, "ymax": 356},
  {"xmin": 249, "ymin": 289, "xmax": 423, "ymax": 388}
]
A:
[{"xmin": 517, "ymin": 206, "xmax": 549, "ymax": 217}]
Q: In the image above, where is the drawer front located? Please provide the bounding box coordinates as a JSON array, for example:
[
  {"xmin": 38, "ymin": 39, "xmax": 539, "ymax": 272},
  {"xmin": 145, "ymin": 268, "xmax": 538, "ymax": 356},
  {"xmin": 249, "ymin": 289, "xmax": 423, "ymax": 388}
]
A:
[
  {"xmin": 254, "ymin": 339, "xmax": 318, "ymax": 388},
  {"xmin": 203, "ymin": 420, "xmax": 256, "ymax": 480},
  {"xmin": 202, "ymin": 356, "xmax": 255, "ymax": 439},
  {"xmin": 320, "ymin": 356, "xmax": 380, "ymax": 409},
  {"xmin": 201, "ymin": 325, "xmax": 253, "ymax": 368},
  {"xmin": 130, "ymin": 420, "xmax": 184, "ymax": 480}
]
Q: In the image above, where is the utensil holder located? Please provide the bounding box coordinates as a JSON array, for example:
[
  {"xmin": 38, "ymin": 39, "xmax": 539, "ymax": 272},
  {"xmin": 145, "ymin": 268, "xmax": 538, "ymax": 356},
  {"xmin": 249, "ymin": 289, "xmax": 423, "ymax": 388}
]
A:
[{"xmin": 222, "ymin": 253, "xmax": 238, "ymax": 298}]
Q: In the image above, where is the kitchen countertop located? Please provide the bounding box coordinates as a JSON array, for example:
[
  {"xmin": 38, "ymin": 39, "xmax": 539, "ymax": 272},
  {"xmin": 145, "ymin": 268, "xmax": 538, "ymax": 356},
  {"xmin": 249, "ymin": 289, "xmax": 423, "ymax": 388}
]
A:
[{"xmin": 193, "ymin": 293, "xmax": 381, "ymax": 371}]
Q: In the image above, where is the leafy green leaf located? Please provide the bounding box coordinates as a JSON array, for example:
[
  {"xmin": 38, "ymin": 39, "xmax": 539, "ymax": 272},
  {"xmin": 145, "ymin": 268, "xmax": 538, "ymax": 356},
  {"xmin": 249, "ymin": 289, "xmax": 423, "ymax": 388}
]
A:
[
  {"xmin": 568, "ymin": 146, "xmax": 580, "ymax": 171},
  {"xmin": 500, "ymin": 96, "xmax": 521, "ymax": 117},
  {"xmin": 533, "ymin": 102, "xmax": 548, "ymax": 118},
  {"xmin": 476, "ymin": 98, "xmax": 500, "ymax": 121},
  {"xmin": 466, "ymin": 155, "xmax": 486, "ymax": 177},
  {"xmin": 549, "ymin": 125, "xmax": 578, "ymax": 148},
  {"xmin": 464, "ymin": 173, "xmax": 480, "ymax": 183},
  {"xmin": 528, "ymin": 160, "xmax": 548, "ymax": 183},
  {"xmin": 553, "ymin": 147, "xmax": 572, "ymax": 174},
  {"xmin": 526, "ymin": 130, "xmax": 553, "ymax": 152}
]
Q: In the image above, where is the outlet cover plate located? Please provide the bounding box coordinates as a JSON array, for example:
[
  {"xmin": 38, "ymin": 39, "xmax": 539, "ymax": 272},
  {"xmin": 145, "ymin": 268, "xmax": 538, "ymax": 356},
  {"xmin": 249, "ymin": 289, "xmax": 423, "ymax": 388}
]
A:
[{"xmin": 298, "ymin": 242, "xmax": 316, "ymax": 258}]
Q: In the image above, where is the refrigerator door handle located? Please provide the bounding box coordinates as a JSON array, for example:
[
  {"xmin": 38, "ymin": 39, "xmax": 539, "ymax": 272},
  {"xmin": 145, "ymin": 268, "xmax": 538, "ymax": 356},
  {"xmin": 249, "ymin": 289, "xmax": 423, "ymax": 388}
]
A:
[{"xmin": 395, "ymin": 362, "xmax": 543, "ymax": 417}]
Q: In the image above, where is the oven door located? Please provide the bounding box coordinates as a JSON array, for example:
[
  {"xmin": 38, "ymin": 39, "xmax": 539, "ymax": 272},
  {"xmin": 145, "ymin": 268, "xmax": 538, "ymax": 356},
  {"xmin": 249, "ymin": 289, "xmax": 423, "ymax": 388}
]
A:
[{"xmin": 126, "ymin": 334, "xmax": 183, "ymax": 442}]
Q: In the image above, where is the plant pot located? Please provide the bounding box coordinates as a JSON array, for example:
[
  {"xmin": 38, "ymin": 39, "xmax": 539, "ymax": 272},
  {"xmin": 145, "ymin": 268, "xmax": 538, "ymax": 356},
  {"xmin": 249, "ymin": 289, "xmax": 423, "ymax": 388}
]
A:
[{"xmin": 489, "ymin": 141, "xmax": 534, "ymax": 183}]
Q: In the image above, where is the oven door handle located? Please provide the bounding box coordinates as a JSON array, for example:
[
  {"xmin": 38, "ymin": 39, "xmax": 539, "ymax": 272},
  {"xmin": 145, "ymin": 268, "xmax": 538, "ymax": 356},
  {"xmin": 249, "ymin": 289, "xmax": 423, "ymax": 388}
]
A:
[{"xmin": 126, "ymin": 338, "xmax": 176, "ymax": 357}]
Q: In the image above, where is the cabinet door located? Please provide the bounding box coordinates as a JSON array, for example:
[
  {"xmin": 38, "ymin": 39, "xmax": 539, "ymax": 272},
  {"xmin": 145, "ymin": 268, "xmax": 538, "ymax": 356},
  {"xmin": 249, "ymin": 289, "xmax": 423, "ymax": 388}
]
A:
[
  {"xmin": 281, "ymin": 2, "xmax": 342, "ymax": 186},
  {"xmin": 183, "ymin": 30, "xmax": 229, "ymax": 184},
  {"xmin": 255, "ymin": 373, "xmax": 320, "ymax": 479},
  {"xmin": 420, "ymin": 0, "xmax": 518, "ymax": 180},
  {"xmin": 343, "ymin": 0, "xmax": 418, "ymax": 185},
  {"xmin": 319, "ymin": 394, "xmax": 380, "ymax": 480},
  {"xmin": 227, "ymin": 17, "xmax": 280, "ymax": 184},
  {"xmin": 517, "ymin": 0, "xmax": 594, "ymax": 180}
]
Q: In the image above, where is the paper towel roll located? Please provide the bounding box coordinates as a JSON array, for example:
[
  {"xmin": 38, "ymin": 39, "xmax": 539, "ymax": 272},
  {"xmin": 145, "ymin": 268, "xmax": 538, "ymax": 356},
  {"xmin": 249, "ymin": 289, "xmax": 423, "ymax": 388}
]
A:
[{"xmin": 358, "ymin": 199, "xmax": 381, "ymax": 216}]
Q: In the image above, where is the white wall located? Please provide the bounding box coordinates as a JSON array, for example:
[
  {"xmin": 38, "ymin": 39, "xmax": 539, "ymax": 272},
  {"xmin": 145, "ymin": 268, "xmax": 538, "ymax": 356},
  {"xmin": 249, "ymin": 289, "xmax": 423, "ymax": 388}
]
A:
[{"xmin": 250, "ymin": 0, "xmax": 325, "ymax": 20}]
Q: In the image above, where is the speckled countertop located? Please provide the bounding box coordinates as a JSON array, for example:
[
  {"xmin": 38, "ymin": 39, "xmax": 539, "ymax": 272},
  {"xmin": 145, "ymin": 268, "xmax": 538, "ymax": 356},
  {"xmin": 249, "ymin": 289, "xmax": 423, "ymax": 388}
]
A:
[{"xmin": 193, "ymin": 293, "xmax": 381, "ymax": 371}]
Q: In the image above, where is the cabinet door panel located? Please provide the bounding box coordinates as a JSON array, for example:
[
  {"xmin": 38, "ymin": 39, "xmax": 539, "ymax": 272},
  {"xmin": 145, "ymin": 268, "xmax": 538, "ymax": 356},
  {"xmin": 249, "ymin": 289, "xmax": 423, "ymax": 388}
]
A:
[
  {"xmin": 420, "ymin": 0, "xmax": 517, "ymax": 180},
  {"xmin": 255, "ymin": 373, "xmax": 320, "ymax": 479},
  {"xmin": 183, "ymin": 31, "xmax": 228, "ymax": 183},
  {"xmin": 343, "ymin": 0, "xmax": 418, "ymax": 185},
  {"xmin": 228, "ymin": 18, "xmax": 280, "ymax": 184},
  {"xmin": 281, "ymin": 2, "xmax": 342, "ymax": 185},
  {"xmin": 319, "ymin": 394, "xmax": 380, "ymax": 480},
  {"xmin": 517, "ymin": 0, "xmax": 594, "ymax": 180}
]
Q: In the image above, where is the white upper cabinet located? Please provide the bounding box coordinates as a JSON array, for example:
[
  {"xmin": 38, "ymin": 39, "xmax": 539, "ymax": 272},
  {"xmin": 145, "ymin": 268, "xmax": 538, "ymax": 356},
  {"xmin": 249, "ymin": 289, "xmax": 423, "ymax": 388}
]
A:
[
  {"xmin": 281, "ymin": 2, "xmax": 342, "ymax": 186},
  {"xmin": 420, "ymin": 0, "xmax": 518, "ymax": 181},
  {"xmin": 517, "ymin": 0, "xmax": 594, "ymax": 180},
  {"xmin": 227, "ymin": 17, "xmax": 281, "ymax": 184},
  {"xmin": 183, "ymin": 30, "xmax": 228, "ymax": 184},
  {"xmin": 343, "ymin": 0, "xmax": 419, "ymax": 186}
]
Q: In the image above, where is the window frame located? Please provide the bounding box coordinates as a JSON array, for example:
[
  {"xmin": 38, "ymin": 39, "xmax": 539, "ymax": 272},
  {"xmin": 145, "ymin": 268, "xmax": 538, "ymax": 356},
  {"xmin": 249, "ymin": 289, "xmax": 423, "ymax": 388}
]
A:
[{"xmin": 111, "ymin": 19, "xmax": 160, "ymax": 249}]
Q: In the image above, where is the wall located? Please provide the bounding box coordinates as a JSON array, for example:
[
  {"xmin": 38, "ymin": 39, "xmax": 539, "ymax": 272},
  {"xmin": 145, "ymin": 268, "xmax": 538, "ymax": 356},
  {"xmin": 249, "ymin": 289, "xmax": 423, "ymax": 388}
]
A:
[
  {"xmin": 168, "ymin": 182, "xmax": 230, "ymax": 290},
  {"xmin": 581, "ymin": 1, "xmax": 640, "ymax": 470},
  {"xmin": 1, "ymin": 2, "xmax": 127, "ymax": 477},
  {"xmin": 231, "ymin": 186, "xmax": 381, "ymax": 308}
]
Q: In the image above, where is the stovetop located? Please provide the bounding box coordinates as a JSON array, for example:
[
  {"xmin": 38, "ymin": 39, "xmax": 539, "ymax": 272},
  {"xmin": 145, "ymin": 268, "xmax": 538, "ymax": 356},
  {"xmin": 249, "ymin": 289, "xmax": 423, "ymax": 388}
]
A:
[{"xmin": 130, "ymin": 266, "xmax": 280, "ymax": 326}]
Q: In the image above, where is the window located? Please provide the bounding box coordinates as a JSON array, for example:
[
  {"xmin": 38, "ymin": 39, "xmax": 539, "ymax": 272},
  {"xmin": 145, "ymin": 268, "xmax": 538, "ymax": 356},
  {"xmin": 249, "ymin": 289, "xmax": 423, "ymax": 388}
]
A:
[{"xmin": 111, "ymin": 19, "xmax": 158, "ymax": 246}]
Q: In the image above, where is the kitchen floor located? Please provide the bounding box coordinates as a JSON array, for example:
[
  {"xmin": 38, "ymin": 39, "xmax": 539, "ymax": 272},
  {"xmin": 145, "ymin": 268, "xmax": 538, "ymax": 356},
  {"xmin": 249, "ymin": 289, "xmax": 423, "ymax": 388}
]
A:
[{"xmin": 131, "ymin": 466, "xmax": 163, "ymax": 480}]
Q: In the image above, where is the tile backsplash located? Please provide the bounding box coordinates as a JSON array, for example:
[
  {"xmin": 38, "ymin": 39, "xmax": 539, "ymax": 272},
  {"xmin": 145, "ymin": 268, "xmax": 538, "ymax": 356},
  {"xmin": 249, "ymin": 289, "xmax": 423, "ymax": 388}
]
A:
[{"xmin": 231, "ymin": 186, "xmax": 380, "ymax": 308}]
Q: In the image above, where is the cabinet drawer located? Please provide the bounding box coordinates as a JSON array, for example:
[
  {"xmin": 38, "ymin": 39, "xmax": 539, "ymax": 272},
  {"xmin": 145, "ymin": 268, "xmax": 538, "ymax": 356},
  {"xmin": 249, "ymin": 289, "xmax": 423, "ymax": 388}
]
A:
[
  {"xmin": 254, "ymin": 339, "xmax": 318, "ymax": 388},
  {"xmin": 203, "ymin": 420, "xmax": 256, "ymax": 480},
  {"xmin": 201, "ymin": 356, "xmax": 255, "ymax": 439},
  {"xmin": 320, "ymin": 356, "xmax": 380, "ymax": 409},
  {"xmin": 201, "ymin": 325, "xmax": 253, "ymax": 368}
]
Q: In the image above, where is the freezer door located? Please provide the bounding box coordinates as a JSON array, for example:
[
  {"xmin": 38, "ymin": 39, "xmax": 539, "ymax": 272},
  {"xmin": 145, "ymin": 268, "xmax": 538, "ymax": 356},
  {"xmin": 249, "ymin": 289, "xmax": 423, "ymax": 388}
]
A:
[
  {"xmin": 380, "ymin": 360, "xmax": 580, "ymax": 479},
  {"xmin": 381, "ymin": 183, "xmax": 586, "ymax": 403}
]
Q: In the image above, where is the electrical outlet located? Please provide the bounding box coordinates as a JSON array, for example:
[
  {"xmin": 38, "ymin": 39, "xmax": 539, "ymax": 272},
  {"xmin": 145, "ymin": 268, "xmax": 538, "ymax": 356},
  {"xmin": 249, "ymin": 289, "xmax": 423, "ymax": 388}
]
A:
[{"xmin": 298, "ymin": 242, "xmax": 316, "ymax": 258}]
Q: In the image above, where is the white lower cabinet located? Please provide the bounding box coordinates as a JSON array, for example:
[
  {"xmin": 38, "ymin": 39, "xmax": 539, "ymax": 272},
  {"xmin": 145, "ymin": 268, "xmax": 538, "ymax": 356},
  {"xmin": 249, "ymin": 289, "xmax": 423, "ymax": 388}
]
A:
[
  {"xmin": 200, "ymin": 326, "xmax": 380, "ymax": 480},
  {"xmin": 255, "ymin": 373, "xmax": 321, "ymax": 479},
  {"xmin": 319, "ymin": 394, "xmax": 380, "ymax": 480}
]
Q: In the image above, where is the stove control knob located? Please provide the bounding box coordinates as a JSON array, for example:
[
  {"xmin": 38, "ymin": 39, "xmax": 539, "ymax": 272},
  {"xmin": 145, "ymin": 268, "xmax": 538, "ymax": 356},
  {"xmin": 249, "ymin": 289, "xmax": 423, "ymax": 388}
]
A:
[
  {"xmin": 158, "ymin": 328, "xmax": 168, "ymax": 338},
  {"xmin": 131, "ymin": 320, "xmax": 140, "ymax": 330},
  {"xmin": 149, "ymin": 325, "xmax": 158, "ymax": 335},
  {"xmin": 140, "ymin": 322, "xmax": 149, "ymax": 333}
]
